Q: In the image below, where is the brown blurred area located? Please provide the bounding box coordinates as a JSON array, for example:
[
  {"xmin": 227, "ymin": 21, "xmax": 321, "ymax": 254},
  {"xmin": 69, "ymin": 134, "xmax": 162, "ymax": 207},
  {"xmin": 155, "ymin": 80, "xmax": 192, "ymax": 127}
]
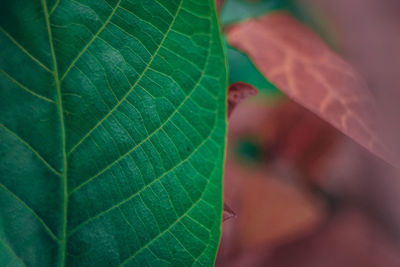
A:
[
  {"xmin": 217, "ymin": 97, "xmax": 400, "ymax": 266},
  {"xmin": 217, "ymin": 1, "xmax": 400, "ymax": 265}
]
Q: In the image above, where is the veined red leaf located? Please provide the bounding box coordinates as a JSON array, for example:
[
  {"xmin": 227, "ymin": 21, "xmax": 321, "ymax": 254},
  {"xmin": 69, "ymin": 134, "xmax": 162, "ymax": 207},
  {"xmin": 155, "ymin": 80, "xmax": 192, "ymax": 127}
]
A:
[{"xmin": 226, "ymin": 12, "xmax": 396, "ymax": 166}]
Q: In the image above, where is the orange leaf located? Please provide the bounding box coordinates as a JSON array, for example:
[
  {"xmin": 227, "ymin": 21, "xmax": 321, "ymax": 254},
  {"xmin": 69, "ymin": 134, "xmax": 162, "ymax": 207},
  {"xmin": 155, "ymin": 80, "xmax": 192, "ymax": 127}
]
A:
[{"xmin": 226, "ymin": 12, "xmax": 396, "ymax": 166}]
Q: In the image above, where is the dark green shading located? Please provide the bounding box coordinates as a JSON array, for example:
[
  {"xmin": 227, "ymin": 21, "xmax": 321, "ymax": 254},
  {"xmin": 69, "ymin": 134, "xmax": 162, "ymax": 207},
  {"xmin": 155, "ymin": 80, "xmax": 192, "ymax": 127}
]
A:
[
  {"xmin": 235, "ymin": 139, "xmax": 263, "ymax": 162},
  {"xmin": 0, "ymin": 0, "xmax": 227, "ymax": 266}
]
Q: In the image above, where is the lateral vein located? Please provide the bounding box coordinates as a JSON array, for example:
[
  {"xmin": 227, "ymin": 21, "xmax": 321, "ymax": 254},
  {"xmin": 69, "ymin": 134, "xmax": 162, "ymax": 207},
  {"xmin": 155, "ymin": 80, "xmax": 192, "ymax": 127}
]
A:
[
  {"xmin": 59, "ymin": 0, "xmax": 122, "ymax": 81},
  {"xmin": 67, "ymin": 0, "xmax": 183, "ymax": 155},
  {"xmin": 0, "ymin": 69, "xmax": 55, "ymax": 103},
  {"xmin": 0, "ymin": 26, "xmax": 52, "ymax": 73},
  {"xmin": 0, "ymin": 123, "xmax": 61, "ymax": 175},
  {"xmin": 0, "ymin": 183, "xmax": 59, "ymax": 242},
  {"xmin": 0, "ymin": 237, "xmax": 28, "ymax": 267}
]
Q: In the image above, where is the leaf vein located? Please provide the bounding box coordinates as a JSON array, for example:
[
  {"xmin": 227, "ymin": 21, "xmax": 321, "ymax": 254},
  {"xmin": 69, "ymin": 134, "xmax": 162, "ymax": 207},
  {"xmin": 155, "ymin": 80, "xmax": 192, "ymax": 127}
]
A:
[
  {"xmin": 41, "ymin": 1, "xmax": 68, "ymax": 266},
  {"xmin": 67, "ymin": 0, "xmax": 183, "ymax": 155},
  {"xmin": 0, "ymin": 123, "xmax": 61, "ymax": 175},
  {"xmin": 49, "ymin": 0, "xmax": 60, "ymax": 15},
  {"xmin": 0, "ymin": 183, "xmax": 59, "ymax": 241},
  {"xmin": 69, "ymin": 51, "xmax": 209, "ymax": 193},
  {"xmin": 119, "ymin": 193, "xmax": 209, "ymax": 266},
  {"xmin": 68, "ymin": 131, "xmax": 213, "ymax": 235},
  {"xmin": 0, "ymin": 238, "xmax": 28, "ymax": 267},
  {"xmin": 0, "ymin": 26, "xmax": 52, "ymax": 73},
  {"xmin": 60, "ymin": 0, "xmax": 123, "ymax": 81},
  {"xmin": 0, "ymin": 70, "xmax": 55, "ymax": 103}
]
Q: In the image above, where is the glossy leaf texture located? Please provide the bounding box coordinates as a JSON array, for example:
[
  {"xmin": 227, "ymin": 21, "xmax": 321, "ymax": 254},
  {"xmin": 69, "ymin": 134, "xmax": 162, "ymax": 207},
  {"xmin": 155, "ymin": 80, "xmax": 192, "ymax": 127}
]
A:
[
  {"xmin": 226, "ymin": 12, "xmax": 395, "ymax": 166},
  {"xmin": 0, "ymin": 0, "xmax": 227, "ymax": 266}
]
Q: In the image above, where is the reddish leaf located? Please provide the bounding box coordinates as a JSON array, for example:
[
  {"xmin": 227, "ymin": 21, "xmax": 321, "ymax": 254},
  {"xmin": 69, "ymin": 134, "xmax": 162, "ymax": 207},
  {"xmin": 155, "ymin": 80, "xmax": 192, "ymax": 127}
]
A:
[
  {"xmin": 226, "ymin": 12, "xmax": 396, "ymax": 166},
  {"xmin": 228, "ymin": 82, "xmax": 258, "ymax": 117}
]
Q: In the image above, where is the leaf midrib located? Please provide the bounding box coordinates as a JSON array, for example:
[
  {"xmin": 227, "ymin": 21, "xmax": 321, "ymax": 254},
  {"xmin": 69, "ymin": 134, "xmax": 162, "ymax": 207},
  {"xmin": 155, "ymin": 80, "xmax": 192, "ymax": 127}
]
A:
[
  {"xmin": 39, "ymin": 0, "xmax": 188, "ymax": 266},
  {"xmin": 41, "ymin": 1, "xmax": 68, "ymax": 266}
]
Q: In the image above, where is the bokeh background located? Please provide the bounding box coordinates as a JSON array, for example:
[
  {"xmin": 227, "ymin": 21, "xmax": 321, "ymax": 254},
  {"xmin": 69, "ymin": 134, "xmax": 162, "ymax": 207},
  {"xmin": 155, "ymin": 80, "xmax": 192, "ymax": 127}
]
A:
[{"xmin": 217, "ymin": 0, "xmax": 400, "ymax": 266}]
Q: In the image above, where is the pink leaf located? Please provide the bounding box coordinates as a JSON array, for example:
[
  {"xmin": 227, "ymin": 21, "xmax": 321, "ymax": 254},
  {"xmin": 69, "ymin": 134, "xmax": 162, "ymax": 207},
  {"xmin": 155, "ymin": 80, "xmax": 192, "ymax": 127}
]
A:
[{"xmin": 226, "ymin": 12, "xmax": 396, "ymax": 166}]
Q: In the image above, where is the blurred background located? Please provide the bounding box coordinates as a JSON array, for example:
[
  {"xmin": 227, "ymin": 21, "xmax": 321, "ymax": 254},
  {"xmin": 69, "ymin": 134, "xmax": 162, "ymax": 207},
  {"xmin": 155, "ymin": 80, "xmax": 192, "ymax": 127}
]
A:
[{"xmin": 216, "ymin": 0, "xmax": 400, "ymax": 266}]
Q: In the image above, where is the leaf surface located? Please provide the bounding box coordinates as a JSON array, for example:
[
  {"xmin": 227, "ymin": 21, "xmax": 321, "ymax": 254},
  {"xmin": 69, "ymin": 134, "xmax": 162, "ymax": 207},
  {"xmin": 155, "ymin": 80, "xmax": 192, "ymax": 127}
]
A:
[
  {"xmin": 226, "ymin": 12, "xmax": 395, "ymax": 165},
  {"xmin": 0, "ymin": 0, "xmax": 227, "ymax": 266}
]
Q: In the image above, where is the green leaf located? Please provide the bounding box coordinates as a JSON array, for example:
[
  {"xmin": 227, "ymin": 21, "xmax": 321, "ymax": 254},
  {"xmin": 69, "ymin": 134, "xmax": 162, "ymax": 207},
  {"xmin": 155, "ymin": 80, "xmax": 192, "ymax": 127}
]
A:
[{"xmin": 0, "ymin": 0, "xmax": 227, "ymax": 266}]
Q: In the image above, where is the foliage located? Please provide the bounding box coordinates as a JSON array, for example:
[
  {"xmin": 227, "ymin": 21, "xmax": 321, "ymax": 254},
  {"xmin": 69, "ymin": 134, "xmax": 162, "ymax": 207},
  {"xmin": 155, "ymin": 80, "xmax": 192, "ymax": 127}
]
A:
[
  {"xmin": 0, "ymin": 0, "xmax": 226, "ymax": 266},
  {"xmin": 224, "ymin": 1, "xmax": 395, "ymax": 167},
  {"xmin": 1, "ymin": 0, "xmax": 396, "ymax": 266}
]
